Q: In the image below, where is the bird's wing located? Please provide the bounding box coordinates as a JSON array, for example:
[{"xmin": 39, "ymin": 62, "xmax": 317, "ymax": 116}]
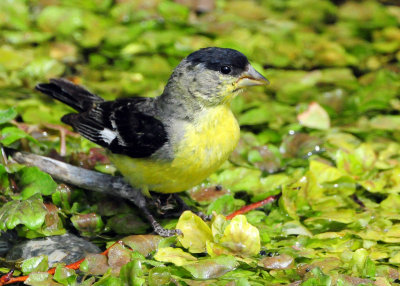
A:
[
  {"xmin": 62, "ymin": 98, "xmax": 168, "ymax": 158},
  {"xmin": 36, "ymin": 78, "xmax": 105, "ymax": 112}
]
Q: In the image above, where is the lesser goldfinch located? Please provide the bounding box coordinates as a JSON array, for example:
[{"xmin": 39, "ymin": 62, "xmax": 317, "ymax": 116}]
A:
[{"xmin": 36, "ymin": 47, "xmax": 268, "ymax": 195}]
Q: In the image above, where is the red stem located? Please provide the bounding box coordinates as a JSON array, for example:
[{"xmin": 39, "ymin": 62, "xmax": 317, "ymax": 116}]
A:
[{"xmin": 226, "ymin": 194, "xmax": 278, "ymax": 220}]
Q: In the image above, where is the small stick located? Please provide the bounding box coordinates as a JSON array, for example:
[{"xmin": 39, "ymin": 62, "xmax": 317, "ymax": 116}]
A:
[
  {"xmin": 7, "ymin": 149, "xmax": 178, "ymax": 237},
  {"xmin": 226, "ymin": 194, "xmax": 278, "ymax": 220}
]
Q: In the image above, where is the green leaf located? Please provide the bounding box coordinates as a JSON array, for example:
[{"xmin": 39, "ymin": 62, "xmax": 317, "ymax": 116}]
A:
[
  {"xmin": 298, "ymin": 102, "xmax": 330, "ymax": 130},
  {"xmin": 301, "ymin": 267, "xmax": 331, "ymax": 286},
  {"xmin": 211, "ymin": 214, "xmax": 230, "ymax": 243},
  {"xmin": 350, "ymin": 248, "xmax": 376, "ymax": 278},
  {"xmin": 209, "ymin": 167, "xmax": 262, "ymax": 193},
  {"xmin": 79, "ymin": 254, "xmax": 109, "ymax": 275},
  {"xmin": 154, "ymin": 247, "xmax": 197, "ymax": 266},
  {"xmin": 158, "ymin": 2, "xmax": 189, "ymax": 23},
  {"xmin": 0, "ymin": 126, "xmax": 31, "ymax": 146},
  {"xmin": 207, "ymin": 194, "xmax": 244, "ymax": 215},
  {"xmin": 148, "ymin": 267, "xmax": 172, "ymax": 286},
  {"xmin": 0, "ymin": 107, "xmax": 17, "ymax": 124},
  {"xmin": 21, "ymin": 255, "xmax": 49, "ymax": 275},
  {"xmin": 120, "ymin": 260, "xmax": 145, "ymax": 286},
  {"xmin": 53, "ymin": 265, "xmax": 77, "ymax": 285},
  {"xmin": 92, "ymin": 269, "xmax": 124, "ymax": 286},
  {"xmin": 309, "ymin": 160, "xmax": 345, "ymax": 184},
  {"xmin": 282, "ymin": 221, "xmax": 312, "ymax": 237},
  {"xmin": 37, "ymin": 6, "xmax": 84, "ymax": 35},
  {"xmin": 0, "ymin": 164, "xmax": 10, "ymax": 191},
  {"xmin": 0, "ymin": 0, "xmax": 29, "ymax": 30},
  {"xmin": 239, "ymin": 106, "xmax": 274, "ymax": 125},
  {"xmin": 176, "ymin": 211, "xmax": 213, "ymax": 253},
  {"xmin": 369, "ymin": 115, "xmax": 400, "ymax": 130},
  {"xmin": 219, "ymin": 215, "xmax": 260, "ymax": 257},
  {"xmin": 336, "ymin": 143, "xmax": 376, "ymax": 177},
  {"xmin": 121, "ymin": 235, "xmax": 163, "ymax": 256},
  {"xmin": 0, "ymin": 195, "xmax": 47, "ymax": 231},
  {"xmin": 22, "ymin": 58, "xmax": 65, "ymax": 79},
  {"xmin": 182, "ymin": 255, "xmax": 238, "ymax": 279},
  {"xmin": 24, "ymin": 272, "xmax": 60, "ymax": 286},
  {"xmin": 19, "ymin": 167, "xmax": 58, "ymax": 199},
  {"xmin": 71, "ymin": 213, "xmax": 104, "ymax": 237},
  {"xmin": 259, "ymin": 254, "xmax": 294, "ymax": 270}
]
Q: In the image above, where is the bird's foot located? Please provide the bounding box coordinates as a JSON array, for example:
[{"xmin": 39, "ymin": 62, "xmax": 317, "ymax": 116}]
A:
[
  {"xmin": 140, "ymin": 204, "xmax": 182, "ymax": 237},
  {"xmin": 172, "ymin": 194, "xmax": 211, "ymax": 221},
  {"xmin": 151, "ymin": 219, "xmax": 182, "ymax": 237},
  {"xmin": 153, "ymin": 225, "xmax": 182, "ymax": 237},
  {"xmin": 195, "ymin": 211, "xmax": 212, "ymax": 221}
]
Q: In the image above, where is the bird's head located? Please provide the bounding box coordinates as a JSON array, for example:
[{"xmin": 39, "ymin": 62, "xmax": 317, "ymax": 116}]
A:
[{"xmin": 165, "ymin": 47, "xmax": 269, "ymax": 107}]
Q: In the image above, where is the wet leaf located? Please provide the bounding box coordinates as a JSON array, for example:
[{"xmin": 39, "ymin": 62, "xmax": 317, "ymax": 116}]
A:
[
  {"xmin": 207, "ymin": 194, "xmax": 244, "ymax": 215},
  {"xmin": 158, "ymin": 2, "xmax": 190, "ymax": 23},
  {"xmin": 37, "ymin": 6, "xmax": 84, "ymax": 35},
  {"xmin": 219, "ymin": 215, "xmax": 260, "ymax": 257},
  {"xmin": 80, "ymin": 254, "xmax": 109, "ymax": 275},
  {"xmin": 298, "ymin": 102, "xmax": 330, "ymax": 130},
  {"xmin": 0, "ymin": 195, "xmax": 47, "ymax": 231},
  {"xmin": 370, "ymin": 115, "xmax": 400, "ymax": 131},
  {"xmin": 209, "ymin": 167, "xmax": 262, "ymax": 193},
  {"xmin": 107, "ymin": 213, "xmax": 148, "ymax": 235},
  {"xmin": 154, "ymin": 247, "xmax": 197, "ymax": 266},
  {"xmin": 0, "ymin": 107, "xmax": 17, "ymax": 124},
  {"xmin": 18, "ymin": 167, "xmax": 58, "ymax": 199},
  {"xmin": 121, "ymin": 235, "xmax": 163, "ymax": 256},
  {"xmin": 21, "ymin": 255, "xmax": 49, "ymax": 274},
  {"xmin": 148, "ymin": 266, "xmax": 172, "ymax": 286},
  {"xmin": 107, "ymin": 243, "xmax": 132, "ymax": 275},
  {"xmin": 280, "ymin": 133, "xmax": 323, "ymax": 159},
  {"xmin": 24, "ymin": 272, "xmax": 61, "ymax": 286},
  {"xmin": 259, "ymin": 254, "xmax": 294, "ymax": 270},
  {"xmin": 0, "ymin": 126, "xmax": 36, "ymax": 146},
  {"xmin": 0, "ymin": 0, "xmax": 29, "ymax": 30},
  {"xmin": 189, "ymin": 185, "xmax": 228, "ymax": 203},
  {"xmin": 120, "ymin": 260, "xmax": 145, "ymax": 286},
  {"xmin": 53, "ymin": 265, "xmax": 77, "ymax": 285},
  {"xmin": 176, "ymin": 211, "xmax": 213, "ymax": 253},
  {"xmin": 182, "ymin": 255, "xmax": 238, "ymax": 279},
  {"xmin": 71, "ymin": 213, "xmax": 104, "ymax": 237}
]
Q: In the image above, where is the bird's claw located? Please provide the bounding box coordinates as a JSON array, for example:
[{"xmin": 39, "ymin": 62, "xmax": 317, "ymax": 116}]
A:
[
  {"xmin": 150, "ymin": 217, "xmax": 182, "ymax": 236},
  {"xmin": 196, "ymin": 212, "xmax": 212, "ymax": 221},
  {"xmin": 154, "ymin": 226, "xmax": 182, "ymax": 237}
]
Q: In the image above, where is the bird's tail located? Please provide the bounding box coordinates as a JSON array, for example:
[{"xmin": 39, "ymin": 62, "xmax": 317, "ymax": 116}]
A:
[{"xmin": 35, "ymin": 78, "xmax": 104, "ymax": 112}]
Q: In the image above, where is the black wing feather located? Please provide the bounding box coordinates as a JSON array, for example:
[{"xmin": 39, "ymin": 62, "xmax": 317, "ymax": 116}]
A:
[
  {"xmin": 36, "ymin": 78, "xmax": 104, "ymax": 112},
  {"xmin": 110, "ymin": 102, "xmax": 167, "ymax": 157},
  {"xmin": 63, "ymin": 98, "xmax": 168, "ymax": 158},
  {"xmin": 36, "ymin": 79, "xmax": 168, "ymax": 158}
]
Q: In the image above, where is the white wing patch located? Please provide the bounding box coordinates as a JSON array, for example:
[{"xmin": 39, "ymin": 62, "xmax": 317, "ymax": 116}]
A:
[{"xmin": 100, "ymin": 128, "xmax": 117, "ymax": 144}]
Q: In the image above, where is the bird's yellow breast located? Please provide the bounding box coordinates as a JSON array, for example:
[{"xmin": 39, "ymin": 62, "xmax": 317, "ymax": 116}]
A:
[{"xmin": 110, "ymin": 104, "xmax": 240, "ymax": 193}]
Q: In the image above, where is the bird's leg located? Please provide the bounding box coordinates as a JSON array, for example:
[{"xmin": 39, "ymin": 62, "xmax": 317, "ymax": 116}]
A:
[
  {"xmin": 172, "ymin": 194, "xmax": 212, "ymax": 221},
  {"xmin": 140, "ymin": 205, "xmax": 182, "ymax": 237},
  {"xmin": 8, "ymin": 149, "xmax": 180, "ymax": 237}
]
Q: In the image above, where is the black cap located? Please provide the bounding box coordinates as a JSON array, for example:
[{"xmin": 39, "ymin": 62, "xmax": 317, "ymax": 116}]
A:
[{"xmin": 186, "ymin": 47, "xmax": 249, "ymax": 76}]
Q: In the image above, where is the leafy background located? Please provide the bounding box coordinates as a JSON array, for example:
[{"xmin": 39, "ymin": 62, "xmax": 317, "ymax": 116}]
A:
[{"xmin": 0, "ymin": 0, "xmax": 400, "ymax": 285}]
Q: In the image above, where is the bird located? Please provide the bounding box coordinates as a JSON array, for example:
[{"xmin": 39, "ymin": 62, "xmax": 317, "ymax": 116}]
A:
[{"xmin": 36, "ymin": 47, "xmax": 268, "ymax": 196}]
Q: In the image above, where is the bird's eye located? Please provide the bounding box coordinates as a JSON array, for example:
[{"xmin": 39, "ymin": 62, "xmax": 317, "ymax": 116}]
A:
[{"xmin": 220, "ymin": 66, "xmax": 231, "ymax": 74}]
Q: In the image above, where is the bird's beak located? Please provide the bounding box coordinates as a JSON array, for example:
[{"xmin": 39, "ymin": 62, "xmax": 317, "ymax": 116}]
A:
[{"xmin": 236, "ymin": 64, "xmax": 269, "ymax": 88}]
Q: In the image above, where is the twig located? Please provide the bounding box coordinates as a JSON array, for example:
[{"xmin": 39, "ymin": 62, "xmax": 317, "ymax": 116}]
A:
[
  {"xmin": 7, "ymin": 149, "xmax": 179, "ymax": 237},
  {"xmin": 226, "ymin": 194, "xmax": 279, "ymax": 220}
]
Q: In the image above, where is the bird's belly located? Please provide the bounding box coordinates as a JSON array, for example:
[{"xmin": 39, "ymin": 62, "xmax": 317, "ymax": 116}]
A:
[{"xmin": 110, "ymin": 106, "xmax": 240, "ymax": 193}]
